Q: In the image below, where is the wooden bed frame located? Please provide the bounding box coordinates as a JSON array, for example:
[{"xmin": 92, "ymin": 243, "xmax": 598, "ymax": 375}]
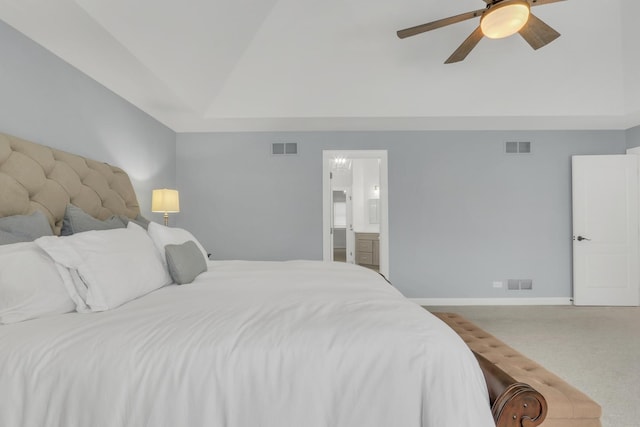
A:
[
  {"xmin": 476, "ymin": 352, "xmax": 547, "ymax": 426},
  {"xmin": 0, "ymin": 132, "xmax": 547, "ymax": 427}
]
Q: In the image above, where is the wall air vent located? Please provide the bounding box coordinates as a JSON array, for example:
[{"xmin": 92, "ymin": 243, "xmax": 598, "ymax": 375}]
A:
[
  {"xmin": 507, "ymin": 279, "xmax": 520, "ymax": 290},
  {"xmin": 272, "ymin": 142, "xmax": 298, "ymax": 155},
  {"xmin": 505, "ymin": 141, "xmax": 532, "ymax": 154},
  {"xmin": 520, "ymin": 279, "xmax": 533, "ymax": 290},
  {"xmin": 507, "ymin": 279, "xmax": 533, "ymax": 290}
]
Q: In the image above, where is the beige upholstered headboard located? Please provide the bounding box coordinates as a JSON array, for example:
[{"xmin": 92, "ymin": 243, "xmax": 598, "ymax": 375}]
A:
[{"xmin": 0, "ymin": 132, "xmax": 140, "ymax": 235}]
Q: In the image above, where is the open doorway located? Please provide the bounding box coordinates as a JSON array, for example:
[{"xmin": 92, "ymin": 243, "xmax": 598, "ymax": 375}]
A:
[
  {"xmin": 322, "ymin": 150, "xmax": 389, "ymax": 279},
  {"xmin": 332, "ymin": 189, "xmax": 349, "ymax": 263}
]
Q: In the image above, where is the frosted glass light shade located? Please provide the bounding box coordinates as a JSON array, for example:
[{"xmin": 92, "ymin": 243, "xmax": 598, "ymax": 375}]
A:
[
  {"xmin": 480, "ymin": 0, "xmax": 530, "ymax": 39},
  {"xmin": 152, "ymin": 189, "xmax": 180, "ymax": 213}
]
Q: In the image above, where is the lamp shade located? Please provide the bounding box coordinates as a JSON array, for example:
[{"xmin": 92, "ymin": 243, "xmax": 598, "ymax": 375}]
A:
[
  {"xmin": 480, "ymin": 0, "xmax": 530, "ymax": 39},
  {"xmin": 151, "ymin": 189, "xmax": 180, "ymax": 213}
]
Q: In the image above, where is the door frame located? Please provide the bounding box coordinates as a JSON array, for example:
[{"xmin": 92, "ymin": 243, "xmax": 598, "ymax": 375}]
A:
[
  {"xmin": 572, "ymin": 154, "xmax": 640, "ymax": 306},
  {"xmin": 322, "ymin": 150, "xmax": 389, "ymax": 279}
]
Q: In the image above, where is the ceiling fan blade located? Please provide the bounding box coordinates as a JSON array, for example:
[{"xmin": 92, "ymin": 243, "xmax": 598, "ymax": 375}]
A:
[
  {"xmin": 397, "ymin": 9, "xmax": 485, "ymax": 39},
  {"xmin": 518, "ymin": 13, "xmax": 560, "ymax": 50},
  {"xmin": 483, "ymin": 0, "xmax": 565, "ymax": 5},
  {"xmin": 529, "ymin": 0, "xmax": 567, "ymax": 7},
  {"xmin": 445, "ymin": 26, "xmax": 484, "ymax": 64}
]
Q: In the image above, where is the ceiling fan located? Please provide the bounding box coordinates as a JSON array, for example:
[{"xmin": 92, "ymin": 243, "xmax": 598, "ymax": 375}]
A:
[{"xmin": 397, "ymin": 0, "xmax": 566, "ymax": 64}]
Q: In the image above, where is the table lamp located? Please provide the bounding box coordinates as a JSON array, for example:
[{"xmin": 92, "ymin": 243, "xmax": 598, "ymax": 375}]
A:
[{"xmin": 152, "ymin": 188, "xmax": 180, "ymax": 226}]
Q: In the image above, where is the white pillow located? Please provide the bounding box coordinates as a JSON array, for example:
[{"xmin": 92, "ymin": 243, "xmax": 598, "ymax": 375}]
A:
[
  {"xmin": 147, "ymin": 222, "xmax": 208, "ymax": 265},
  {"xmin": 35, "ymin": 222, "xmax": 171, "ymax": 312},
  {"xmin": 0, "ymin": 242, "xmax": 75, "ymax": 324},
  {"xmin": 56, "ymin": 263, "xmax": 91, "ymax": 313}
]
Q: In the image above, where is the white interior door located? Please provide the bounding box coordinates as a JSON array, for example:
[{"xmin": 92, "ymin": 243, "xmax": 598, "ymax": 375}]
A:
[{"xmin": 572, "ymin": 155, "xmax": 639, "ymax": 306}]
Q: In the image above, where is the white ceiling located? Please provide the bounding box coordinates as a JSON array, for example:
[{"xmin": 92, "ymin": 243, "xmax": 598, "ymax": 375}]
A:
[{"xmin": 1, "ymin": 0, "xmax": 639, "ymax": 132}]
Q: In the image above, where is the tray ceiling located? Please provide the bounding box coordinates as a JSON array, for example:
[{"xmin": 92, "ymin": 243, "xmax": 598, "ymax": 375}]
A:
[{"xmin": 1, "ymin": 0, "xmax": 638, "ymax": 131}]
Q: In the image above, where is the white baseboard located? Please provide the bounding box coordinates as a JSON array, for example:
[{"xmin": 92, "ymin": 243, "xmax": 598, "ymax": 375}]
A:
[{"xmin": 410, "ymin": 297, "xmax": 572, "ymax": 306}]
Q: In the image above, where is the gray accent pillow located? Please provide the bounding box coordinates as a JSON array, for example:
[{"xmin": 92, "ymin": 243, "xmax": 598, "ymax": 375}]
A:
[
  {"xmin": 118, "ymin": 214, "xmax": 151, "ymax": 230},
  {"xmin": 165, "ymin": 240, "xmax": 208, "ymax": 285},
  {"xmin": 0, "ymin": 211, "xmax": 53, "ymax": 245},
  {"xmin": 132, "ymin": 214, "xmax": 151, "ymax": 230},
  {"xmin": 0, "ymin": 230, "xmax": 25, "ymax": 245},
  {"xmin": 60, "ymin": 204, "xmax": 126, "ymax": 236}
]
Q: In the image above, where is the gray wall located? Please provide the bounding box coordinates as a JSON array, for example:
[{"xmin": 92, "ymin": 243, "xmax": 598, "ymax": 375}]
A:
[
  {"xmin": 627, "ymin": 125, "xmax": 640, "ymax": 148},
  {"xmin": 2, "ymin": 15, "xmax": 634, "ymax": 299},
  {"xmin": 0, "ymin": 20, "xmax": 176, "ymax": 217},
  {"xmin": 176, "ymin": 131, "xmax": 626, "ymax": 299}
]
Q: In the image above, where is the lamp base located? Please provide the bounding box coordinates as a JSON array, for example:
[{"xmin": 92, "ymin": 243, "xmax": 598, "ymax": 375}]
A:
[{"xmin": 163, "ymin": 213, "xmax": 169, "ymax": 226}]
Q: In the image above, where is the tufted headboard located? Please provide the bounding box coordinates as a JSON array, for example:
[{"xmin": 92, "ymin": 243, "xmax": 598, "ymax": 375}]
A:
[{"xmin": 0, "ymin": 132, "xmax": 140, "ymax": 235}]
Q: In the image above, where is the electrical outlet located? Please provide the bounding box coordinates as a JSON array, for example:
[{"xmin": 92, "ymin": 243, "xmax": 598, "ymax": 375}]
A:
[{"xmin": 492, "ymin": 281, "xmax": 503, "ymax": 288}]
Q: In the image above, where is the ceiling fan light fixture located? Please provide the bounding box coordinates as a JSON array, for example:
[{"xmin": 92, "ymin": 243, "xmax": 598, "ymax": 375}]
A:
[{"xmin": 480, "ymin": 0, "xmax": 531, "ymax": 39}]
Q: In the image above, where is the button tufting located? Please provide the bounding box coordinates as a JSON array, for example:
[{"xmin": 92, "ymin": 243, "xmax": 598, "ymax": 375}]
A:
[
  {"xmin": 433, "ymin": 312, "xmax": 602, "ymax": 424},
  {"xmin": 0, "ymin": 133, "xmax": 140, "ymax": 233}
]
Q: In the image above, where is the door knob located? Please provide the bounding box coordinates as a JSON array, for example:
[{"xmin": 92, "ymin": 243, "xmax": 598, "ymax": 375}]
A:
[{"xmin": 576, "ymin": 236, "xmax": 591, "ymax": 241}]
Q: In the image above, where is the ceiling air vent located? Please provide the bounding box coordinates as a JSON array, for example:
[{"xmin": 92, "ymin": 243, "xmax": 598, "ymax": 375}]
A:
[
  {"xmin": 272, "ymin": 142, "xmax": 298, "ymax": 156},
  {"xmin": 505, "ymin": 141, "xmax": 531, "ymax": 154}
]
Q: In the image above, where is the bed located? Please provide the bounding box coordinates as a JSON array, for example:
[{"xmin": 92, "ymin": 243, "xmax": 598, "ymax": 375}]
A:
[{"xmin": 0, "ymin": 132, "xmax": 546, "ymax": 427}]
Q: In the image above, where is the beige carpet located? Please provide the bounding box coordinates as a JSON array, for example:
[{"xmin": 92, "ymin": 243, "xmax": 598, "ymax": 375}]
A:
[{"xmin": 424, "ymin": 306, "xmax": 640, "ymax": 427}]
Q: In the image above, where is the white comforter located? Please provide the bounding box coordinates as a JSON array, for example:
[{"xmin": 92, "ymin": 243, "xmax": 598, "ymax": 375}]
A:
[{"xmin": 0, "ymin": 261, "xmax": 495, "ymax": 427}]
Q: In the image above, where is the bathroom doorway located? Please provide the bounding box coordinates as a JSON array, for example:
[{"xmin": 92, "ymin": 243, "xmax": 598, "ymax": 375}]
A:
[
  {"xmin": 322, "ymin": 150, "xmax": 389, "ymax": 279},
  {"xmin": 331, "ymin": 189, "xmax": 349, "ymax": 263}
]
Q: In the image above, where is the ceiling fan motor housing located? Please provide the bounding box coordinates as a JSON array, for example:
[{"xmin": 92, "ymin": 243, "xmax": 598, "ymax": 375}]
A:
[{"xmin": 480, "ymin": 0, "xmax": 531, "ymax": 39}]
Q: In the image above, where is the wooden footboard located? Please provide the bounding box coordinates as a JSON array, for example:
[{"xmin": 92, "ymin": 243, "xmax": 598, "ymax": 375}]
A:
[{"xmin": 474, "ymin": 351, "xmax": 547, "ymax": 427}]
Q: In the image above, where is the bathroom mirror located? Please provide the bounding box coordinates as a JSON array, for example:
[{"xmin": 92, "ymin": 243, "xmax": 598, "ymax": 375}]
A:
[{"xmin": 368, "ymin": 199, "xmax": 379, "ymax": 224}]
